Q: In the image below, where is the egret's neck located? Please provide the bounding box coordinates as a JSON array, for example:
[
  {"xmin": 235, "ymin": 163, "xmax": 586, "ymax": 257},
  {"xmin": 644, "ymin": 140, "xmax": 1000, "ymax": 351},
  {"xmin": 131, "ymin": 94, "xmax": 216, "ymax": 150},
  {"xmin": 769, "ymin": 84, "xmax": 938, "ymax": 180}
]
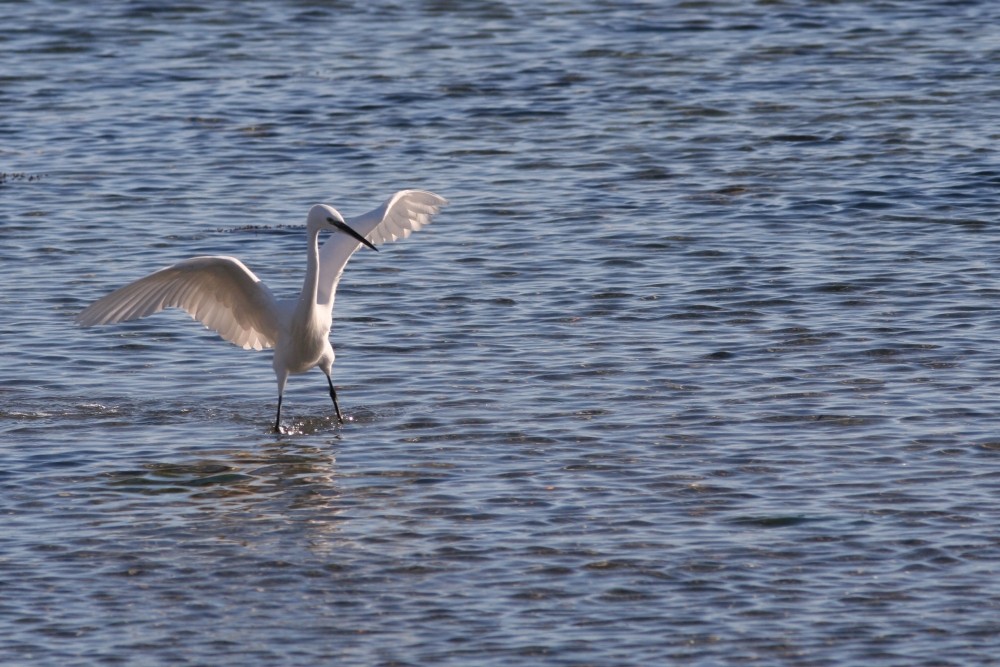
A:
[{"xmin": 299, "ymin": 226, "xmax": 323, "ymax": 313}]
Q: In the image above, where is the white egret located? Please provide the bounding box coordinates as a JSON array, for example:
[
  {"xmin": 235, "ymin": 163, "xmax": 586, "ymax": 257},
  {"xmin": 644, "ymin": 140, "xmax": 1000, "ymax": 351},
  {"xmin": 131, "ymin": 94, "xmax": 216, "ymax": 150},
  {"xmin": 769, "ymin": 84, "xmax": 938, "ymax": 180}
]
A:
[{"xmin": 77, "ymin": 189, "xmax": 448, "ymax": 431}]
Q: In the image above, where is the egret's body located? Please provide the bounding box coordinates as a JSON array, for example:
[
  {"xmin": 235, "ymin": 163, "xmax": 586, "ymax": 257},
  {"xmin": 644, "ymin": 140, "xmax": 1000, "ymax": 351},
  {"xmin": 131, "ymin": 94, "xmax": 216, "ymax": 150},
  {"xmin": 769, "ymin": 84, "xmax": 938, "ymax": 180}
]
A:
[{"xmin": 77, "ymin": 190, "xmax": 447, "ymax": 430}]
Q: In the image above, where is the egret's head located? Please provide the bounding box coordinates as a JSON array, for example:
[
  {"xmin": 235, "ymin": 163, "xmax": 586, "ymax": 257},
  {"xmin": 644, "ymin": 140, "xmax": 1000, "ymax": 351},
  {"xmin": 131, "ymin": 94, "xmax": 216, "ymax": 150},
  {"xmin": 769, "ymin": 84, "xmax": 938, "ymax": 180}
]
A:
[{"xmin": 307, "ymin": 204, "xmax": 378, "ymax": 251}]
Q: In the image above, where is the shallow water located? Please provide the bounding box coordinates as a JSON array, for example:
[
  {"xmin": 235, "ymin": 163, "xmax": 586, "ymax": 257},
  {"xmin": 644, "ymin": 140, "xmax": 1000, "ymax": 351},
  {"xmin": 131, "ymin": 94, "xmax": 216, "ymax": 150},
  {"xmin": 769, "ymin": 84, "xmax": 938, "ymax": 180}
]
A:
[{"xmin": 2, "ymin": 1, "xmax": 1000, "ymax": 665}]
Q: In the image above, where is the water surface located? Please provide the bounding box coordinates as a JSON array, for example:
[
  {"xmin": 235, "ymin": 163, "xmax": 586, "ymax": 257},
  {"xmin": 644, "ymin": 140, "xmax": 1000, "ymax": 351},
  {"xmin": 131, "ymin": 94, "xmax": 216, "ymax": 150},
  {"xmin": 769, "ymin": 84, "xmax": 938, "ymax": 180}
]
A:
[{"xmin": 2, "ymin": 1, "xmax": 1000, "ymax": 665}]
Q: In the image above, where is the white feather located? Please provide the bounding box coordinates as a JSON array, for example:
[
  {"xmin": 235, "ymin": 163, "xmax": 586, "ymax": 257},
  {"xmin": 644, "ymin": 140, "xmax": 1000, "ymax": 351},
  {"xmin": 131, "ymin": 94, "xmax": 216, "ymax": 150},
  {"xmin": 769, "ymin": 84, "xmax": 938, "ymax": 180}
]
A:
[
  {"xmin": 317, "ymin": 190, "xmax": 448, "ymax": 308},
  {"xmin": 77, "ymin": 256, "xmax": 280, "ymax": 351}
]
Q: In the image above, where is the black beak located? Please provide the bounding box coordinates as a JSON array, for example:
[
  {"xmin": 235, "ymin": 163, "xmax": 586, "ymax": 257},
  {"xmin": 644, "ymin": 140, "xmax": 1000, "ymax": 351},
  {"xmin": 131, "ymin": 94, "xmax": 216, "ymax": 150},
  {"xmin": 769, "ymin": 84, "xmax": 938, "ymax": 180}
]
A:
[{"xmin": 329, "ymin": 217, "xmax": 378, "ymax": 252}]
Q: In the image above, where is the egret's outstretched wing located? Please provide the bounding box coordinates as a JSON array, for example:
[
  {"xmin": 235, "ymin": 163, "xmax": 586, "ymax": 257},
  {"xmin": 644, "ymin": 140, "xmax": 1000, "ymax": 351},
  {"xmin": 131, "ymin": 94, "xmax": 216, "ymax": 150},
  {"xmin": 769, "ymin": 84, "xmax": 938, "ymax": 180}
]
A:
[
  {"xmin": 317, "ymin": 190, "xmax": 448, "ymax": 309},
  {"xmin": 77, "ymin": 256, "xmax": 281, "ymax": 351}
]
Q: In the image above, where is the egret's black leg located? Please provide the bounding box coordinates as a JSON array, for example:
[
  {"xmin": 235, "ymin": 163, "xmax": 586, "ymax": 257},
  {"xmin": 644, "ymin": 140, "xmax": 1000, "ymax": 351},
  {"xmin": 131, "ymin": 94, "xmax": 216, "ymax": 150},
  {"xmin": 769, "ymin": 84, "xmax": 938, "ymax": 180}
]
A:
[
  {"xmin": 326, "ymin": 374, "xmax": 344, "ymax": 424},
  {"xmin": 274, "ymin": 394, "xmax": 283, "ymax": 432}
]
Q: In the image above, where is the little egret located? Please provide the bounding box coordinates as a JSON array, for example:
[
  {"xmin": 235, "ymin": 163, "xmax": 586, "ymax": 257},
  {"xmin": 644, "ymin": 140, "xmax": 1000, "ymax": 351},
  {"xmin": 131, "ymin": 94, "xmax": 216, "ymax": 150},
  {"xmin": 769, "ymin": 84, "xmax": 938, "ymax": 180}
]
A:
[{"xmin": 77, "ymin": 189, "xmax": 448, "ymax": 431}]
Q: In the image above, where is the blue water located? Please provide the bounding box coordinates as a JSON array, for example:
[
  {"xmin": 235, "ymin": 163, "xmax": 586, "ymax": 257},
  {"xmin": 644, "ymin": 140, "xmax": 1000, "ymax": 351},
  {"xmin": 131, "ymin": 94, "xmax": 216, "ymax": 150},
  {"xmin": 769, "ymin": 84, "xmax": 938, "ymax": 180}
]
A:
[{"xmin": 3, "ymin": 1, "xmax": 1000, "ymax": 665}]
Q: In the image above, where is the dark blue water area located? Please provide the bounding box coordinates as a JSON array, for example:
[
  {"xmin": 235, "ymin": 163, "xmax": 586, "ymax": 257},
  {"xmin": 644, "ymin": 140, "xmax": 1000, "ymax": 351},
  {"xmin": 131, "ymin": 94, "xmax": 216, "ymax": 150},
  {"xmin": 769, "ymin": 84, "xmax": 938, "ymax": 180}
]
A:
[{"xmin": 2, "ymin": 1, "xmax": 1000, "ymax": 665}]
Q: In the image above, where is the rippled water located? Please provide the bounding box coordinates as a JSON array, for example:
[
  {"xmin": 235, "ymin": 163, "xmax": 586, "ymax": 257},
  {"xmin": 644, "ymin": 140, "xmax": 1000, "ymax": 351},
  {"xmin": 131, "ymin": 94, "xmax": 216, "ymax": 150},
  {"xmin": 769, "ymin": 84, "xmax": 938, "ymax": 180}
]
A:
[{"xmin": 3, "ymin": 1, "xmax": 1000, "ymax": 665}]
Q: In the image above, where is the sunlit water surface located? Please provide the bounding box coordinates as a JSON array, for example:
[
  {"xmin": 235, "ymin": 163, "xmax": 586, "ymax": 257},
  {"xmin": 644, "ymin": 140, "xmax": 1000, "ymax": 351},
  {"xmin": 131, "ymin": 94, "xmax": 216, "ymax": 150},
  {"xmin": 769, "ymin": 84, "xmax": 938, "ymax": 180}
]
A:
[{"xmin": 2, "ymin": 1, "xmax": 1000, "ymax": 665}]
